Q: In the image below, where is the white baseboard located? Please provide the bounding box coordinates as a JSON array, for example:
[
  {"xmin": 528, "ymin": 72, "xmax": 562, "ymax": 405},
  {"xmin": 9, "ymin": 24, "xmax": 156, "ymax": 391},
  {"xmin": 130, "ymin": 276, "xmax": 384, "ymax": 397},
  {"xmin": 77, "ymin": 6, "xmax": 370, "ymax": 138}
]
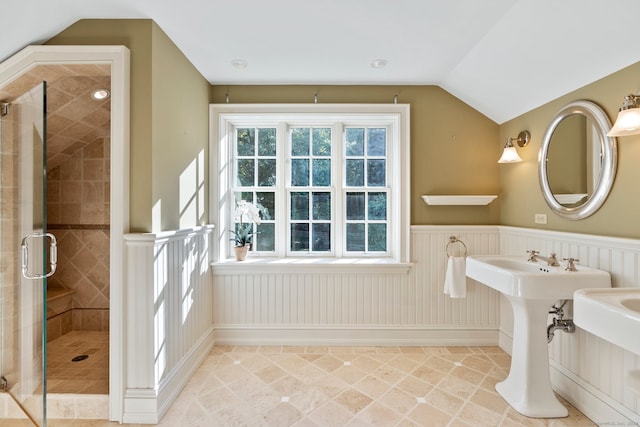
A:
[
  {"xmin": 498, "ymin": 329, "xmax": 513, "ymax": 355},
  {"xmin": 550, "ymin": 361, "xmax": 640, "ymax": 426},
  {"xmin": 213, "ymin": 326, "xmax": 499, "ymax": 347},
  {"xmin": 122, "ymin": 326, "xmax": 215, "ymax": 424}
]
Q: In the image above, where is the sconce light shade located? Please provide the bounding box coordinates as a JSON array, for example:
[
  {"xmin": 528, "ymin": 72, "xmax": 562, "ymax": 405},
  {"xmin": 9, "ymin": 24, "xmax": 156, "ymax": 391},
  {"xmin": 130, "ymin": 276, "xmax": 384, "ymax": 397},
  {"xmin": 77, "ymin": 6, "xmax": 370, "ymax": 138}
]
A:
[
  {"xmin": 607, "ymin": 94, "xmax": 640, "ymax": 137},
  {"xmin": 498, "ymin": 144, "xmax": 522, "ymax": 163},
  {"xmin": 498, "ymin": 130, "xmax": 530, "ymax": 163}
]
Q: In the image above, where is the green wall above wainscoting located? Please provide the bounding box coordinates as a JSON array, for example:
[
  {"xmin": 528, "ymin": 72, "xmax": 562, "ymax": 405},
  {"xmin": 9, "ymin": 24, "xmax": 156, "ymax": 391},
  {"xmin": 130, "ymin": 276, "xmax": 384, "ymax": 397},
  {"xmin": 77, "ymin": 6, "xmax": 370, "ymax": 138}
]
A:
[
  {"xmin": 500, "ymin": 61, "xmax": 640, "ymax": 239},
  {"xmin": 210, "ymin": 85, "xmax": 501, "ymax": 226}
]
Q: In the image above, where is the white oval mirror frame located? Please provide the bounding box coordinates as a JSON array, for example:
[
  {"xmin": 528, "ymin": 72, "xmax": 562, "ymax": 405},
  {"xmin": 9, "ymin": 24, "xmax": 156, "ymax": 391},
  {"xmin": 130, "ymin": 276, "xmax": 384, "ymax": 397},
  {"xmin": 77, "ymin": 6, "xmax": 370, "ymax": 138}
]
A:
[{"xmin": 538, "ymin": 100, "xmax": 617, "ymax": 220}]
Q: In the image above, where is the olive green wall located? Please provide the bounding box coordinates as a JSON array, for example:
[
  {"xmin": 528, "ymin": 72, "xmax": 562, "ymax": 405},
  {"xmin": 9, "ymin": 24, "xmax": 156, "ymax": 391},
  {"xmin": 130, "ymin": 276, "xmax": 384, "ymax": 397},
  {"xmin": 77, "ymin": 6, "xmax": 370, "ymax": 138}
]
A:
[
  {"xmin": 500, "ymin": 61, "xmax": 640, "ymax": 238},
  {"xmin": 210, "ymin": 86, "xmax": 501, "ymax": 225},
  {"xmin": 46, "ymin": 19, "xmax": 210, "ymax": 232},
  {"xmin": 151, "ymin": 24, "xmax": 210, "ymax": 231}
]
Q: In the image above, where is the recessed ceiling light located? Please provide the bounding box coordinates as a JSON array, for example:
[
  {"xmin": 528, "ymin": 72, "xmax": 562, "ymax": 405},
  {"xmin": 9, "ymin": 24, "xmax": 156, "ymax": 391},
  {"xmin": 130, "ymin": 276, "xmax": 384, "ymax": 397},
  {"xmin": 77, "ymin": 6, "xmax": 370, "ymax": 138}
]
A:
[
  {"xmin": 370, "ymin": 59, "xmax": 388, "ymax": 68},
  {"xmin": 231, "ymin": 59, "xmax": 248, "ymax": 69},
  {"xmin": 91, "ymin": 89, "xmax": 110, "ymax": 100}
]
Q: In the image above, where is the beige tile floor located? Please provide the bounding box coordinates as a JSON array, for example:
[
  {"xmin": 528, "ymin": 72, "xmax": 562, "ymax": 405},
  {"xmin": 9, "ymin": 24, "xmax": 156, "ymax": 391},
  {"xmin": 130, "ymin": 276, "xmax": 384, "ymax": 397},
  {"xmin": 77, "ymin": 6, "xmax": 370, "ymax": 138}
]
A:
[
  {"xmin": 37, "ymin": 344, "xmax": 597, "ymax": 426},
  {"xmin": 47, "ymin": 331, "xmax": 109, "ymax": 394}
]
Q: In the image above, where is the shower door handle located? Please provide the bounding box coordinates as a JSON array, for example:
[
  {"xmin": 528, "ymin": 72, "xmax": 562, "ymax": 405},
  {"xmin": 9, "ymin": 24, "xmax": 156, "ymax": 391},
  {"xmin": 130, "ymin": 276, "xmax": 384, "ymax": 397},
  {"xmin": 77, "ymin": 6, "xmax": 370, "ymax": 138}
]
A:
[{"xmin": 20, "ymin": 232, "xmax": 57, "ymax": 279}]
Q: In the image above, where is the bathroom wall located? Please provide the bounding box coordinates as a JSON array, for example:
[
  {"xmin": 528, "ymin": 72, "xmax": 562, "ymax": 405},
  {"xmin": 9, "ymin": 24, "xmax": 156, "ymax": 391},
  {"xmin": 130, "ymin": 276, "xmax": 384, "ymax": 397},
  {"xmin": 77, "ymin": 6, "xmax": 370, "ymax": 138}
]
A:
[
  {"xmin": 499, "ymin": 60, "xmax": 640, "ymax": 238},
  {"xmin": 46, "ymin": 19, "xmax": 211, "ymax": 233},
  {"xmin": 212, "ymin": 227, "xmax": 501, "ymax": 346},
  {"xmin": 210, "ymin": 85, "xmax": 501, "ymax": 226},
  {"xmin": 47, "ymin": 136, "xmax": 111, "ymax": 334}
]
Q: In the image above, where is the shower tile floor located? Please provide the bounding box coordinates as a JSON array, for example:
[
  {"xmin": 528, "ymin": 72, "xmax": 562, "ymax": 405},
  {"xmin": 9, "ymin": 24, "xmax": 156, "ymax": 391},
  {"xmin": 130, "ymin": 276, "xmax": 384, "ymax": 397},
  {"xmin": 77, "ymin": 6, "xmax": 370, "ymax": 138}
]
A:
[
  {"xmin": 36, "ymin": 345, "xmax": 598, "ymax": 426},
  {"xmin": 47, "ymin": 331, "xmax": 109, "ymax": 394}
]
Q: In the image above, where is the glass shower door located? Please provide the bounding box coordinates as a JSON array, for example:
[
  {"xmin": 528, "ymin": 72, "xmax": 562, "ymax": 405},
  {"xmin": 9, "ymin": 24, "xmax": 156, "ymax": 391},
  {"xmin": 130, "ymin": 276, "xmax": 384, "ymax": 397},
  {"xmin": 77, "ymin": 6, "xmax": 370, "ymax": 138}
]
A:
[{"xmin": 0, "ymin": 81, "xmax": 50, "ymax": 426}]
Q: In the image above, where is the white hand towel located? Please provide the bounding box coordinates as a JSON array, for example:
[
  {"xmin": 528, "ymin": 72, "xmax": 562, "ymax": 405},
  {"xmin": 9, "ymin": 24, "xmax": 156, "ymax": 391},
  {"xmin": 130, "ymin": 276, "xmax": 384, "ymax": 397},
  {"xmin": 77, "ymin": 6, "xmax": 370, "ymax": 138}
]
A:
[{"xmin": 444, "ymin": 256, "xmax": 467, "ymax": 298}]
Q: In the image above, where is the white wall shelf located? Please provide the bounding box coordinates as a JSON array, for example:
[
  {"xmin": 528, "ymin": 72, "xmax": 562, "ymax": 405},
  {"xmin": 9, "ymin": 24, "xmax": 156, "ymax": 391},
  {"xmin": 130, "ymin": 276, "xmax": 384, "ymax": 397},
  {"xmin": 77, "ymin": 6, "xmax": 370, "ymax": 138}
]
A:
[{"xmin": 421, "ymin": 195, "xmax": 498, "ymax": 206}]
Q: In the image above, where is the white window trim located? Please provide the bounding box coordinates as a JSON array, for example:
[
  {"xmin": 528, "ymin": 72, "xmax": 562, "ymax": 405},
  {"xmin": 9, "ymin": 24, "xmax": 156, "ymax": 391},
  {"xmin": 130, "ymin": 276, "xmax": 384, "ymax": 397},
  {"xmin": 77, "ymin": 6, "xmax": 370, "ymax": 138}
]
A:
[{"xmin": 209, "ymin": 103, "xmax": 411, "ymax": 266}]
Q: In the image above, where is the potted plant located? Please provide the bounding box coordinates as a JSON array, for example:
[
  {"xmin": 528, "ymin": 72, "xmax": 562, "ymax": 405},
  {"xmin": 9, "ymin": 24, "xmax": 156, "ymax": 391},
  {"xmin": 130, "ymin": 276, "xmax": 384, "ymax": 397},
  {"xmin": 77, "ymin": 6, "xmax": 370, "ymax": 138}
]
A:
[{"xmin": 230, "ymin": 200, "xmax": 262, "ymax": 261}]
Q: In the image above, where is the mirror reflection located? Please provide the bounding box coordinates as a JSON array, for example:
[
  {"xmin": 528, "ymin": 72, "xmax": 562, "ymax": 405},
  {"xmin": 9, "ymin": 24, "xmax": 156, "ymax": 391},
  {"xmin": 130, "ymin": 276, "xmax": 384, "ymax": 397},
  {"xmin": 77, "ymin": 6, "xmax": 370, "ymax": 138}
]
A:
[
  {"xmin": 546, "ymin": 113, "xmax": 602, "ymax": 207},
  {"xmin": 539, "ymin": 100, "xmax": 617, "ymax": 220}
]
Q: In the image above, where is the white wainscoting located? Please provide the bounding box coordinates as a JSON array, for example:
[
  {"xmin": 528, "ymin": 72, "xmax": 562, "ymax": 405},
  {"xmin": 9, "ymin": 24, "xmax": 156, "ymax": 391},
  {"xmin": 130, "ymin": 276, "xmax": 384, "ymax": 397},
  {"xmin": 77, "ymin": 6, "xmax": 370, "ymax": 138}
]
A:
[
  {"xmin": 123, "ymin": 225, "xmax": 215, "ymax": 424},
  {"xmin": 499, "ymin": 226, "xmax": 640, "ymax": 425},
  {"xmin": 211, "ymin": 226, "xmax": 501, "ymax": 346}
]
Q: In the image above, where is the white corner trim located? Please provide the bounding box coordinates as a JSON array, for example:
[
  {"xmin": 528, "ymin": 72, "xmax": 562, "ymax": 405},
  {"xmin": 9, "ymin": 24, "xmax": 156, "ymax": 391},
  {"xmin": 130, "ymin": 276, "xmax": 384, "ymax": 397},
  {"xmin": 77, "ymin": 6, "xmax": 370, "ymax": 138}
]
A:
[{"xmin": 550, "ymin": 361, "xmax": 640, "ymax": 426}]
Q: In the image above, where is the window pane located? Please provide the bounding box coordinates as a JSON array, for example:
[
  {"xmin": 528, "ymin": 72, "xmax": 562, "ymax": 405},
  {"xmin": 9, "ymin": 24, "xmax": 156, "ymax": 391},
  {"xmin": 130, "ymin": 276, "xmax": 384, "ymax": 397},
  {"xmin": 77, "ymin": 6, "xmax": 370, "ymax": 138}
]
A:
[
  {"xmin": 367, "ymin": 128, "xmax": 386, "ymax": 156},
  {"xmin": 235, "ymin": 191, "xmax": 253, "ymax": 204},
  {"xmin": 312, "ymin": 159, "xmax": 331, "ymax": 186},
  {"xmin": 258, "ymin": 159, "xmax": 276, "ymax": 186},
  {"xmin": 290, "ymin": 192, "xmax": 309, "ymax": 220},
  {"xmin": 368, "ymin": 192, "xmax": 387, "ymax": 220},
  {"xmin": 345, "ymin": 159, "xmax": 364, "ymax": 187},
  {"xmin": 345, "ymin": 128, "xmax": 364, "ymax": 156},
  {"xmin": 312, "ymin": 128, "xmax": 331, "ymax": 156},
  {"xmin": 257, "ymin": 192, "xmax": 275, "ymax": 220},
  {"xmin": 291, "ymin": 159, "xmax": 309, "ymax": 186},
  {"xmin": 312, "ymin": 224, "xmax": 331, "ymax": 251},
  {"xmin": 291, "ymin": 128, "xmax": 310, "ymax": 156},
  {"xmin": 291, "ymin": 223, "xmax": 309, "ymax": 251},
  {"xmin": 367, "ymin": 159, "xmax": 386, "ymax": 186},
  {"xmin": 312, "ymin": 192, "xmax": 331, "ymax": 220},
  {"xmin": 346, "ymin": 192, "xmax": 365, "ymax": 220},
  {"xmin": 258, "ymin": 128, "xmax": 277, "ymax": 156},
  {"xmin": 237, "ymin": 128, "xmax": 255, "ymax": 156},
  {"xmin": 346, "ymin": 223, "xmax": 365, "ymax": 251},
  {"xmin": 256, "ymin": 223, "xmax": 275, "ymax": 251},
  {"xmin": 237, "ymin": 159, "xmax": 254, "ymax": 186},
  {"xmin": 368, "ymin": 224, "xmax": 387, "ymax": 251}
]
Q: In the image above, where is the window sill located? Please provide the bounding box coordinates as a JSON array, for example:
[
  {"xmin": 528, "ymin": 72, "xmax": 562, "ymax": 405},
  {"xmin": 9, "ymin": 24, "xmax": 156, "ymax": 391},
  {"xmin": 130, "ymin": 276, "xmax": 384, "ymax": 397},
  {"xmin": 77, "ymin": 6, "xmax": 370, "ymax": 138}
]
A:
[{"xmin": 211, "ymin": 257, "xmax": 413, "ymax": 275}]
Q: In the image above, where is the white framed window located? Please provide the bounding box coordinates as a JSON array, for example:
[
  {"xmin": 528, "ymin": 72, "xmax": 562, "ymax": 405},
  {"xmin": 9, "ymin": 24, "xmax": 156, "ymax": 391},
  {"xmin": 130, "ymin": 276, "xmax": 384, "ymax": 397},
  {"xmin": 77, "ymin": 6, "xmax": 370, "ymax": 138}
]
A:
[{"xmin": 210, "ymin": 104, "xmax": 410, "ymax": 264}]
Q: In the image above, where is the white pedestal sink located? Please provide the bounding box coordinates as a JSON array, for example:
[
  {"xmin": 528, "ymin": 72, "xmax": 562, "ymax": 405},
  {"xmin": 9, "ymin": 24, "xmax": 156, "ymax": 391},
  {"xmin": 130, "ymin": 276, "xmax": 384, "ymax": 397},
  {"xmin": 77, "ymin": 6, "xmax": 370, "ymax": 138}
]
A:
[
  {"xmin": 466, "ymin": 255, "xmax": 611, "ymax": 418},
  {"xmin": 574, "ymin": 288, "xmax": 640, "ymax": 397}
]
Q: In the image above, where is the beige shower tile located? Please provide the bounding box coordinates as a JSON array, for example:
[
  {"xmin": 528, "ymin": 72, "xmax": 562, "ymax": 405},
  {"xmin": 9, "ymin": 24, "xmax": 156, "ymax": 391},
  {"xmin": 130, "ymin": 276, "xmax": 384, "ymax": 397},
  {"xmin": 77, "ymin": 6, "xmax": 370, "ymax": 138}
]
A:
[
  {"xmin": 424, "ymin": 388, "xmax": 464, "ymax": 416},
  {"xmin": 353, "ymin": 401, "xmax": 403, "ymax": 426},
  {"xmin": 334, "ymin": 388, "xmax": 373, "ymax": 415},
  {"xmin": 308, "ymin": 401, "xmax": 354, "ymax": 426},
  {"xmin": 450, "ymin": 365, "xmax": 485, "ymax": 385},
  {"xmin": 408, "ymin": 401, "xmax": 450, "ymax": 427},
  {"xmin": 377, "ymin": 387, "xmax": 417, "ymax": 415},
  {"xmin": 437, "ymin": 372, "xmax": 477, "ymax": 400},
  {"xmin": 410, "ymin": 364, "xmax": 447, "ymax": 386},
  {"xmin": 469, "ymin": 387, "xmax": 509, "ymax": 415},
  {"xmin": 456, "ymin": 401, "xmax": 504, "ymax": 426},
  {"xmin": 395, "ymin": 375, "xmax": 433, "ymax": 397}
]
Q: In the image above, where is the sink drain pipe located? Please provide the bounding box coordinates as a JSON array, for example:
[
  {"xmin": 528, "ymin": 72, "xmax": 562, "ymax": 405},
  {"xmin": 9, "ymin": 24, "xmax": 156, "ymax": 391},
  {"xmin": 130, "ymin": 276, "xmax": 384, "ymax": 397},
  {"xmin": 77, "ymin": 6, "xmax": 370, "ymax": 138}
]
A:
[{"xmin": 547, "ymin": 300, "xmax": 575, "ymax": 343}]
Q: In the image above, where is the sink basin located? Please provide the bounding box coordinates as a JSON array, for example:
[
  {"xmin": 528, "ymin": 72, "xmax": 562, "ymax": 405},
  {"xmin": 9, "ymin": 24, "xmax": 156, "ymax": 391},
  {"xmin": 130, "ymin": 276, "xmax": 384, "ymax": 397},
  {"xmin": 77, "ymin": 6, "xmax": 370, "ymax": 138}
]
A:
[
  {"xmin": 466, "ymin": 255, "xmax": 611, "ymax": 418},
  {"xmin": 574, "ymin": 288, "xmax": 640, "ymax": 356},
  {"xmin": 466, "ymin": 255, "xmax": 611, "ymax": 299}
]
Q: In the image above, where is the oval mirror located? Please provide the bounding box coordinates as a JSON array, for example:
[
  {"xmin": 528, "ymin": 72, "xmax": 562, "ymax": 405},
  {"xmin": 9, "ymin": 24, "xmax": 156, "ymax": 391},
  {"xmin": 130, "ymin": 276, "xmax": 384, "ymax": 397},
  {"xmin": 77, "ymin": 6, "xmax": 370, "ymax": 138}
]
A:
[{"xmin": 539, "ymin": 100, "xmax": 617, "ymax": 220}]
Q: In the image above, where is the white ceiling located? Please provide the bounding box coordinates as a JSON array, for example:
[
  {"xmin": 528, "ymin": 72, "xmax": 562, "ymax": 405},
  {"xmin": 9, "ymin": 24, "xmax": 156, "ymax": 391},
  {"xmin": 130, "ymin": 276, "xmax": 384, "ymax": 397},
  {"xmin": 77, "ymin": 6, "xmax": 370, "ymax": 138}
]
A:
[{"xmin": 4, "ymin": 0, "xmax": 640, "ymax": 123}]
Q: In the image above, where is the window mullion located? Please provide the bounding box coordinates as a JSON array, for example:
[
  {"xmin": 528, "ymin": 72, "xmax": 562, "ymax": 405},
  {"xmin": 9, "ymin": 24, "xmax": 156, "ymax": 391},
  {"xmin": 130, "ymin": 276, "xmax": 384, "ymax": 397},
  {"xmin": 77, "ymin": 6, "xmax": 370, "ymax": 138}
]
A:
[
  {"xmin": 334, "ymin": 122, "xmax": 344, "ymax": 257},
  {"xmin": 277, "ymin": 122, "xmax": 289, "ymax": 257}
]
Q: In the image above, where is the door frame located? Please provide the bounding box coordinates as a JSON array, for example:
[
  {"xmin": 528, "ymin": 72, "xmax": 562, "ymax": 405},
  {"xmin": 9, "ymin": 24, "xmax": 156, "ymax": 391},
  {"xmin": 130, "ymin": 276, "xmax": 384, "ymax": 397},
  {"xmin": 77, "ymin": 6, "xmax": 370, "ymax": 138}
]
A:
[{"xmin": 0, "ymin": 45, "xmax": 130, "ymax": 422}]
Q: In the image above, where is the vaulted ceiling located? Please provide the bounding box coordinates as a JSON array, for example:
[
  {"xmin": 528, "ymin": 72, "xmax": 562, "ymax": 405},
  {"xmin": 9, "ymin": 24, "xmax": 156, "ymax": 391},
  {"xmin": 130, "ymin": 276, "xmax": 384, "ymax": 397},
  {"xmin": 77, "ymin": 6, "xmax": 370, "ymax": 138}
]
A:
[{"xmin": 3, "ymin": 0, "xmax": 640, "ymax": 123}]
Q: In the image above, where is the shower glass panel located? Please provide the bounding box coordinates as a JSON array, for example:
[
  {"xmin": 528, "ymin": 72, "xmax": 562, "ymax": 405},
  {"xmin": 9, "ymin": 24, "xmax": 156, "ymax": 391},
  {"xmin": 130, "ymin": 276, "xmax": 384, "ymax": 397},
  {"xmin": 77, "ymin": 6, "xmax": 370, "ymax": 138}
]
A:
[{"xmin": 0, "ymin": 81, "xmax": 48, "ymax": 426}]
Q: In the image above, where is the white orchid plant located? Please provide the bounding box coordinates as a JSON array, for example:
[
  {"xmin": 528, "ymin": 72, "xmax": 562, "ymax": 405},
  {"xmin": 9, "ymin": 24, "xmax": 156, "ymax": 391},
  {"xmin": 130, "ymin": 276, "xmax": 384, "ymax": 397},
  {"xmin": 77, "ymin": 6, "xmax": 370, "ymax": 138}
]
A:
[{"xmin": 230, "ymin": 200, "xmax": 264, "ymax": 247}]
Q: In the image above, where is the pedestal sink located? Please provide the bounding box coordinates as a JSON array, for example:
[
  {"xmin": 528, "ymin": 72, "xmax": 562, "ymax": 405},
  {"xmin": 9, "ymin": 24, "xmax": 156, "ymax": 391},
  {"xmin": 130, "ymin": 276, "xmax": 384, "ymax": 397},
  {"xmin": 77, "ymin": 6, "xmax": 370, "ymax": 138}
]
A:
[
  {"xmin": 574, "ymin": 288, "xmax": 640, "ymax": 355},
  {"xmin": 466, "ymin": 255, "xmax": 611, "ymax": 418}
]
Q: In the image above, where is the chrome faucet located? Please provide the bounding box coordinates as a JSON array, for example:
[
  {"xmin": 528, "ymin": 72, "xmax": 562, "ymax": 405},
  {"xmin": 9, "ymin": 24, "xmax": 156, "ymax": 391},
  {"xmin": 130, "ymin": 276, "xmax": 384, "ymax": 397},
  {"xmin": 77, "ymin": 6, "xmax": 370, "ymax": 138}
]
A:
[{"xmin": 526, "ymin": 250, "xmax": 560, "ymax": 266}]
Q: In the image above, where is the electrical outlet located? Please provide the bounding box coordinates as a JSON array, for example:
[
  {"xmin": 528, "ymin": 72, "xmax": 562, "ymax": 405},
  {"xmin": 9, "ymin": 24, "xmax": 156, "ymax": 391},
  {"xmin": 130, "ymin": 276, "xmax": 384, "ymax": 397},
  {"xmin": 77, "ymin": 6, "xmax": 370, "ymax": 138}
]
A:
[{"xmin": 535, "ymin": 214, "xmax": 547, "ymax": 224}]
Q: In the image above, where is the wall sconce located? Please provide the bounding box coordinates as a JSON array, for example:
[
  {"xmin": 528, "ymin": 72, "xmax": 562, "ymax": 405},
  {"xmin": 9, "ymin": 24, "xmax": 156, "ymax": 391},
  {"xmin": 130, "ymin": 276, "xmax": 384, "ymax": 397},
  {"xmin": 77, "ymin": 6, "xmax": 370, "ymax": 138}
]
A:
[
  {"xmin": 607, "ymin": 94, "xmax": 640, "ymax": 137},
  {"xmin": 498, "ymin": 130, "xmax": 530, "ymax": 163}
]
